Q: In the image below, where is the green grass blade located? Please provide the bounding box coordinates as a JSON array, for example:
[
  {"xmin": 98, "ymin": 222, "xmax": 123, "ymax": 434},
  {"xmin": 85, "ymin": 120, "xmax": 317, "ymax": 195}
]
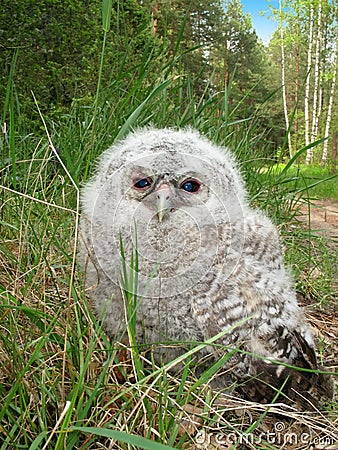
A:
[
  {"xmin": 277, "ymin": 138, "xmax": 327, "ymax": 178},
  {"xmin": 102, "ymin": 0, "xmax": 112, "ymax": 32},
  {"xmin": 28, "ymin": 432, "xmax": 48, "ymax": 450},
  {"xmin": 2, "ymin": 49, "xmax": 19, "ymax": 122},
  {"xmin": 114, "ymin": 79, "xmax": 172, "ymax": 142},
  {"xmin": 68, "ymin": 427, "xmax": 176, "ymax": 449}
]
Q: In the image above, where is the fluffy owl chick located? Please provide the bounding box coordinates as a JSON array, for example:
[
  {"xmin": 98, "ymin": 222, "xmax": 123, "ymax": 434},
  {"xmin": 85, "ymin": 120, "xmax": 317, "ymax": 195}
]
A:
[{"xmin": 78, "ymin": 127, "xmax": 334, "ymax": 410}]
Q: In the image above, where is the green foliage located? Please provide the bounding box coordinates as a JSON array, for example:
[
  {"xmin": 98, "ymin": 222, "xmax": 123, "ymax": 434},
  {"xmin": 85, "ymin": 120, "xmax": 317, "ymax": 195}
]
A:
[
  {"xmin": 267, "ymin": 0, "xmax": 338, "ymax": 162},
  {"xmin": 0, "ymin": 0, "xmax": 161, "ymax": 124},
  {"xmin": 0, "ymin": 0, "xmax": 99, "ymax": 111},
  {"xmin": 0, "ymin": 0, "xmax": 272, "ymax": 136},
  {"xmin": 267, "ymin": 163, "xmax": 338, "ymax": 200}
]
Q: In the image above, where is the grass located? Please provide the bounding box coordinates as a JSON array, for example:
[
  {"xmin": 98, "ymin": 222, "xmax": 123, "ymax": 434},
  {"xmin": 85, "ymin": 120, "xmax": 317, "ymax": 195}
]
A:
[
  {"xmin": 249, "ymin": 160, "xmax": 337, "ymax": 309},
  {"xmin": 1, "ymin": 9, "xmax": 337, "ymax": 450},
  {"xmin": 258, "ymin": 163, "xmax": 338, "ymax": 201}
]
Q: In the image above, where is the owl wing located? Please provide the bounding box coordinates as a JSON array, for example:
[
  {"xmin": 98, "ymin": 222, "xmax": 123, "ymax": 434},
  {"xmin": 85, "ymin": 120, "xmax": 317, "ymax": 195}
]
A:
[
  {"xmin": 208, "ymin": 212, "xmax": 334, "ymax": 409},
  {"xmin": 234, "ymin": 328, "xmax": 334, "ymax": 409}
]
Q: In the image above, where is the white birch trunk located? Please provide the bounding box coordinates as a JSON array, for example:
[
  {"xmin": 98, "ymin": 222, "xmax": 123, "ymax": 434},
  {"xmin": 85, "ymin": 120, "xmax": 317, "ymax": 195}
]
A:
[
  {"xmin": 310, "ymin": 0, "xmax": 322, "ymax": 142},
  {"xmin": 279, "ymin": 0, "xmax": 292, "ymax": 158},
  {"xmin": 305, "ymin": 5, "xmax": 314, "ymax": 163},
  {"xmin": 321, "ymin": 45, "xmax": 337, "ymax": 166},
  {"xmin": 315, "ymin": 82, "xmax": 322, "ymax": 139}
]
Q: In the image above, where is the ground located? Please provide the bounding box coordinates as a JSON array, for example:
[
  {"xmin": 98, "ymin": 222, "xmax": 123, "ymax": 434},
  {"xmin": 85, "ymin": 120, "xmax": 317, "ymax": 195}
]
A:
[
  {"xmin": 297, "ymin": 198, "xmax": 337, "ymax": 298},
  {"xmin": 296, "ymin": 198, "xmax": 338, "ymax": 383},
  {"xmin": 298, "ymin": 199, "xmax": 338, "ymax": 251}
]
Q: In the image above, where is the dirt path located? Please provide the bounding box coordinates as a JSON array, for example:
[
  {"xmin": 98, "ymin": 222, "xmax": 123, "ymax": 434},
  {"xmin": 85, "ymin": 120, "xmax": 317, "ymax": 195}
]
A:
[
  {"xmin": 297, "ymin": 198, "xmax": 337, "ymax": 292},
  {"xmin": 297, "ymin": 199, "xmax": 337, "ymax": 290},
  {"xmin": 298, "ymin": 198, "xmax": 338, "ymax": 245},
  {"xmin": 297, "ymin": 200, "xmax": 338, "ymax": 373}
]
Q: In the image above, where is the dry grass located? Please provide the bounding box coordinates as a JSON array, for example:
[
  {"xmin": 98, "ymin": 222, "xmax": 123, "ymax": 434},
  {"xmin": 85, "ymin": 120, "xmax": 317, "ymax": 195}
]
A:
[{"xmin": 1, "ymin": 258, "xmax": 337, "ymax": 449}]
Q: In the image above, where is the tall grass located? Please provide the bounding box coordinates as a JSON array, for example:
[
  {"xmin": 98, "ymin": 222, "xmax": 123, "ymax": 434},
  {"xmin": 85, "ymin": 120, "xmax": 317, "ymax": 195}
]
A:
[{"xmin": 0, "ymin": 5, "xmax": 337, "ymax": 450}]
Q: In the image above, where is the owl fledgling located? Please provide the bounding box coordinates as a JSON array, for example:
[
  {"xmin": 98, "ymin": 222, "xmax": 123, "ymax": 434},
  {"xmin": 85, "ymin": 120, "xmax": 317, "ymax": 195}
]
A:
[{"xmin": 78, "ymin": 127, "xmax": 334, "ymax": 409}]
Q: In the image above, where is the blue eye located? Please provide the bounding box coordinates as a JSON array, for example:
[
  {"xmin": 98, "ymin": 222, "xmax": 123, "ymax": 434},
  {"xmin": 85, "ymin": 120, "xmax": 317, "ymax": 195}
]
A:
[
  {"xmin": 180, "ymin": 178, "xmax": 201, "ymax": 193},
  {"xmin": 133, "ymin": 177, "xmax": 152, "ymax": 190}
]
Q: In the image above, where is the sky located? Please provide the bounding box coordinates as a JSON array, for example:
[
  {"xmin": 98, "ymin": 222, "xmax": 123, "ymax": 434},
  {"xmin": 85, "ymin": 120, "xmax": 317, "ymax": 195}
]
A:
[{"xmin": 241, "ymin": 0, "xmax": 279, "ymax": 44}]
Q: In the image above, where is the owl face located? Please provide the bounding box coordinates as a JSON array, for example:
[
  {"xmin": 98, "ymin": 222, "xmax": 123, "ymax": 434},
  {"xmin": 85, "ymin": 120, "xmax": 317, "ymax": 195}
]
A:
[
  {"xmin": 86, "ymin": 128, "xmax": 246, "ymax": 223},
  {"xmin": 123, "ymin": 152, "xmax": 212, "ymax": 224},
  {"xmin": 82, "ymin": 128, "xmax": 247, "ymax": 296}
]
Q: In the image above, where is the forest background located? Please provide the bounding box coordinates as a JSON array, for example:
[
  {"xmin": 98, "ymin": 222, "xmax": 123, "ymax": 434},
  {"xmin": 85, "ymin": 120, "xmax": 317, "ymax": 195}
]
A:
[
  {"xmin": 1, "ymin": 0, "xmax": 337, "ymax": 169},
  {"xmin": 0, "ymin": 0, "xmax": 337, "ymax": 449}
]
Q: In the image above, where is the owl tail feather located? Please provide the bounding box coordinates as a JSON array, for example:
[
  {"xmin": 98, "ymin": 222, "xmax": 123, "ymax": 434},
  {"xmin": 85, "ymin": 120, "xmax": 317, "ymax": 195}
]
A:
[{"xmin": 234, "ymin": 350, "xmax": 334, "ymax": 411}]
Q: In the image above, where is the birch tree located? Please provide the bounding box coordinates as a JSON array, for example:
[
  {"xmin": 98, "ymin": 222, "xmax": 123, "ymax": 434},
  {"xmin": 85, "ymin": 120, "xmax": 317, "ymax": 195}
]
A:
[
  {"xmin": 321, "ymin": 40, "xmax": 337, "ymax": 166},
  {"xmin": 311, "ymin": 0, "xmax": 323, "ymax": 142},
  {"xmin": 307, "ymin": 0, "xmax": 323, "ymax": 164},
  {"xmin": 304, "ymin": 4, "xmax": 314, "ymax": 151},
  {"xmin": 268, "ymin": 0, "xmax": 337, "ymax": 165},
  {"xmin": 279, "ymin": 0, "xmax": 293, "ymax": 157},
  {"xmin": 305, "ymin": 3, "xmax": 317, "ymax": 164}
]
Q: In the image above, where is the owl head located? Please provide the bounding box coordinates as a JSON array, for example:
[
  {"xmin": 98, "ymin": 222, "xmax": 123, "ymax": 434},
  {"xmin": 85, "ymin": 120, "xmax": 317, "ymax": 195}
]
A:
[
  {"xmin": 81, "ymin": 127, "xmax": 248, "ymax": 296},
  {"xmin": 82, "ymin": 127, "xmax": 247, "ymax": 225}
]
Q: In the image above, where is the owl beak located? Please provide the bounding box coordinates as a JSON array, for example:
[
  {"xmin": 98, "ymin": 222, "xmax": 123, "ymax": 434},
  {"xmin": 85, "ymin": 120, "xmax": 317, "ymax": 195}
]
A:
[{"xmin": 155, "ymin": 183, "xmax": 173, "ymax": 223}]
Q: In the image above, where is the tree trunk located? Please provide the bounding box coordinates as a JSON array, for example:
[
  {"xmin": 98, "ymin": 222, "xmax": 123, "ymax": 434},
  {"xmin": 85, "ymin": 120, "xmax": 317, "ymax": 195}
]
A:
[
  {"xmin": 310, "ymin": 0, "xmax": 322, "ymax": 143},
  {"xmin": 332, "ymin": 132, "xmax": 337, "ymax": 174},
  {"xmin": 305, "ymin": 4, "xmax": 314, "ymax": 162},
  {"xmin": 322, "ymin": 45, "xmax": 337, "ymax": 167},
  {"xmin": 295, "ymin": 23, "xmax": 300, "ymax": 142},
  {"xmin": 280, "ymin": 0, "xmax": 292, "ymax": 158},
  {"xmin": 306, "ymin": 1, "xmax": 323, "ymax": 164}
]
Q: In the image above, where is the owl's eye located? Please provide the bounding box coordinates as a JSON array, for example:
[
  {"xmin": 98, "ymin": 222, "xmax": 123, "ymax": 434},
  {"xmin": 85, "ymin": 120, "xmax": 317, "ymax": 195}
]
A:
[
  {"xmin": 133, "ymin": 177, "xmax": 152, "ymax": 190},
  {"xmin": 180, "ymin": 178, "xmax": 201, "ymax": 193}
]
